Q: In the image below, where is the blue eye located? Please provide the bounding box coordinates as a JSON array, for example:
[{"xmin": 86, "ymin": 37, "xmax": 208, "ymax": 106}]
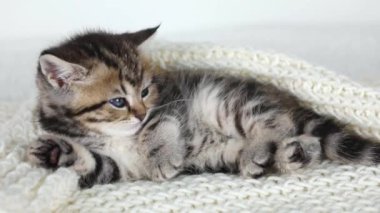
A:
[{"xmin": 109, "ymin": 97, "xmax": 127, "ymax": 108}]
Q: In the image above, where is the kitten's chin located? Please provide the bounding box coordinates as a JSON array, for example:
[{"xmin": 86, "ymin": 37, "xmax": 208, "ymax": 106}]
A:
[{"xmin": 98, "ymin": 121, "xmax": 142, "ymax": 137}]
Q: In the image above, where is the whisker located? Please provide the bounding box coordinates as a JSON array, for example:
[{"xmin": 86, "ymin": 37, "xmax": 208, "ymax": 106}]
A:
[{"xmin": 149, "ymin": 99, "xmax": 191, "ymax": 111}]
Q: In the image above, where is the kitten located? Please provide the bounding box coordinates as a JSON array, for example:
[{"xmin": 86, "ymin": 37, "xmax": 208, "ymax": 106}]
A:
[{"xmin": 28, "ymin": 26, "xmax": 380, "ymax": 188}]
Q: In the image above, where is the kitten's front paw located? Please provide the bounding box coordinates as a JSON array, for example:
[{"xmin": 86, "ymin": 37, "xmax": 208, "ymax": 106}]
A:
[
  {"xmin": 148, "ymin": 145, "xmax": 184, "ymax": 181},
  {"xmin": 27, "ymin": 136, "xmax": 76, "ymax": 169}
]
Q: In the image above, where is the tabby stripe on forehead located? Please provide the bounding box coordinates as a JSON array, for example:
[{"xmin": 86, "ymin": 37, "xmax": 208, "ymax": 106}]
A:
[
  {"xmin": 125, "ymin": 75, "xmax": 137, "ymax": 86},
  {"xmin": 119, "ymin": 72, "xmax": 127, "ymax": 94},
  {"xmin": 94, "ymin": 44, "xmax": 122, "ymax": 68},
  {"xmin": 81, "ymin": 43, "xmax": 120, "ymax": 69},
  {"xmin": 73, "ymin": 101, "xmax": 107, "ymax": 116}
]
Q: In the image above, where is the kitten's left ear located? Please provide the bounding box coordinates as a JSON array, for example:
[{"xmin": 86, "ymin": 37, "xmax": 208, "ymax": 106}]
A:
[
  {"xmin": 39, "ymin": 54, "xmax": 88, "ymax": 89},
  {"xmin": 121, "ymin": 25, "xmax": 160, "ymax": 45}
]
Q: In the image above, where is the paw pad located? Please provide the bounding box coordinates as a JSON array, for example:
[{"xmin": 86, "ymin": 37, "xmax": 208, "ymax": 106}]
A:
[
  {"xmin": 288, "ymin": 141, "xmax": 311, "ymax": 166},
  {"xmin": 30, "ymin": 139, "xmax": 61, "ymax": 168}
]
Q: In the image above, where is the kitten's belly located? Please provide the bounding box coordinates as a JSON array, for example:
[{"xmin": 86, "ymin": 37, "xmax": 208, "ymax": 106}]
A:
[{"xmin": 184, "ymin": 136, "xmax": 244, "ymax": 173}]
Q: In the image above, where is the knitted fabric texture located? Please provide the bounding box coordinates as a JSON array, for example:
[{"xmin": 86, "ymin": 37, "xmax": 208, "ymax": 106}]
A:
[{"xmin": 0, "ymin": 43, "xmax": 379, "ymax": 212}]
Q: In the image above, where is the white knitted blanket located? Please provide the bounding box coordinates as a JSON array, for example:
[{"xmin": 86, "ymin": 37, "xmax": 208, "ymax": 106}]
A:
[{"xmin": 1, "ymin": 43, "xmax": 380, "ymax": 212}]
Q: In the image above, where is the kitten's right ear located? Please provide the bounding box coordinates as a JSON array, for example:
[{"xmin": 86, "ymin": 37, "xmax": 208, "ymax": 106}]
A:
[
  {"xmin": 39, "ymin": 54, "xmax": 88, "ymax": 88},
  {"xmin": 121, "ymin": 25, "xmax": 160, "ymax": 45}
]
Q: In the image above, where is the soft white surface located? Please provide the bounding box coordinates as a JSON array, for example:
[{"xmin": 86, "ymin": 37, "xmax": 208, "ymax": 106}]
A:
[
  {"xmin": 1, "ymin": 25, "xmax": 379, "ymax": 101},
  {"xmin": 1, "ymin": 43, "xmax": 380, "ymax": 212},
  {"xmin": 1, "ymin": 0, "xmax": 380, "ymax": 101},
  {"xmin": 2, "ymin": 0, "xmax": 380, "ymax": 40}
]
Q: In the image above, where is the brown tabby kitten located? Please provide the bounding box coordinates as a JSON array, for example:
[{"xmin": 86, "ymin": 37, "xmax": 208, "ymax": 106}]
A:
[{"xmin": 28, "ymin": 26, "xmax": 380, "ymax": 188}]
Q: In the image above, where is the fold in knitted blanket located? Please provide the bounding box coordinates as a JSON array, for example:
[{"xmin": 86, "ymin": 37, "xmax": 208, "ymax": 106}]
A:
[{"xmin": 0, "ymin": 43, "xmax": 379, "ymax": 212}]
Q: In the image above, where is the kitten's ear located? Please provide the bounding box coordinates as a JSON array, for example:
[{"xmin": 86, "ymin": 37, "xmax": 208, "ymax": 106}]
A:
[
  {"xmin": 121, "ymin": 25, "xmax": 160, "ymax": 45},
  {"xmin": 39, "ymin": 54, "xmax": 88, "ymax": 88}
]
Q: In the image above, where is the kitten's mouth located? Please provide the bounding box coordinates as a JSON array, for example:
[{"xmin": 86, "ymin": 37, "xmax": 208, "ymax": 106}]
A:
[
  {"xmin": 121, "ymin": 121, "xmax": 142, "ymax": 133},
  {"xmin": 97, "ymin": 121, "xmax": 143, "ymax": 137},
  {"xmin": 128, "ymin": 123, "xmax": 143, "ymax": 132}
]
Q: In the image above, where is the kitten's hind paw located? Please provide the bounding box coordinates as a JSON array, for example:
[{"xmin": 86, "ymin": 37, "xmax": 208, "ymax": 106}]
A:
[
  {"xmin": 239, "ymin": 143, "xmax": 277, "ymax": 178},
  {"xmin": 240, "ymin": 161, "xmax": 265, "ymax": 178},
  {"xmin": 276, "ymin": 135, "xmax": 321, "ymax": 173}
]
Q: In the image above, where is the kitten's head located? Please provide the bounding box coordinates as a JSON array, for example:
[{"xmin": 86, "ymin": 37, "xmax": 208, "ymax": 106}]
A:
[{"xmin": 37, "ymin": 26, "xmax": 160, "ymax": 137}]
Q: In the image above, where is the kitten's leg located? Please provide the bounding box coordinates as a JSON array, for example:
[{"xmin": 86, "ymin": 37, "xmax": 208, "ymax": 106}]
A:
[
  {"xmin": 239, "ymin": 135, "xmax": 322, "ymax": 177},
  {"xmin": 194, "ymin": 80, "xmax": 323, "ymax": 176},
  {"xmin": 275, "ymin": 135, "xmax": 322, "ymax": 173},
  {"xmin": 28, "ymin": 135, "xmax": 120, "ymax": 188},
  {"xmin": 236, "ymin": 113, "xmax": 296, "ymax": 178},
  {"xmin": 239, "ymin": 141, "xmax": 277, "ymax": 178},
  {"xmin": 139, "ymin": 116, "xmax": 185, "ymax": 181}
]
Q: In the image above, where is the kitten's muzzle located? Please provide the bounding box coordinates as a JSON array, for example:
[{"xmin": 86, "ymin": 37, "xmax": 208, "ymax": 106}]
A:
[
  {"xmin": 130, "ymin": 102, "xmax": 147, "ymax": 121},
  {"xmin": 135, "ymin": 113, "xmax": 146, "ymax": 121}
]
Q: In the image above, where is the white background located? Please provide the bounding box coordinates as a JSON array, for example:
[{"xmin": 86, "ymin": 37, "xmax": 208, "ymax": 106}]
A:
[
  {"xmin": 0, "ymin": 0, "xmax": 379, "ymax": 101},
  {"xmin": 1, "ymin": 0, "xmax": 379, "ymax": 39}
]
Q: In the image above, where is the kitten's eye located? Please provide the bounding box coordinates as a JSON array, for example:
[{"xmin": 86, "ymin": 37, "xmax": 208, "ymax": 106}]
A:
[
  {"xmin": 109, "ymin": 97, "xmax": 127, "ymax": 108},
  {"xmin": 141, "ymin": 87, "xmax": 149, "ymax": 98}
]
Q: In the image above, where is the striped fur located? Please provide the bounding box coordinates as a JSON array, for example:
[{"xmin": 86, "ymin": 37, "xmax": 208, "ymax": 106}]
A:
[{"xmin": 28, "ymin": 28, "xmax": 380, "ymax": 188}]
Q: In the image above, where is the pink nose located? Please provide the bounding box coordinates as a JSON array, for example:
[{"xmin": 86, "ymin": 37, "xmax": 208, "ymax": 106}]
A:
[{"xmin": 135, "ymin": 113, "xmax": 146, "ymax": 121}]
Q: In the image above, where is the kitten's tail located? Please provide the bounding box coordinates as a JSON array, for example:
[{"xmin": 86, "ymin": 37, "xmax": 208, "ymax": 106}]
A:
[{"xmin": 293, "ymin": 108, "xmax": 380, "ymax": 164}]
